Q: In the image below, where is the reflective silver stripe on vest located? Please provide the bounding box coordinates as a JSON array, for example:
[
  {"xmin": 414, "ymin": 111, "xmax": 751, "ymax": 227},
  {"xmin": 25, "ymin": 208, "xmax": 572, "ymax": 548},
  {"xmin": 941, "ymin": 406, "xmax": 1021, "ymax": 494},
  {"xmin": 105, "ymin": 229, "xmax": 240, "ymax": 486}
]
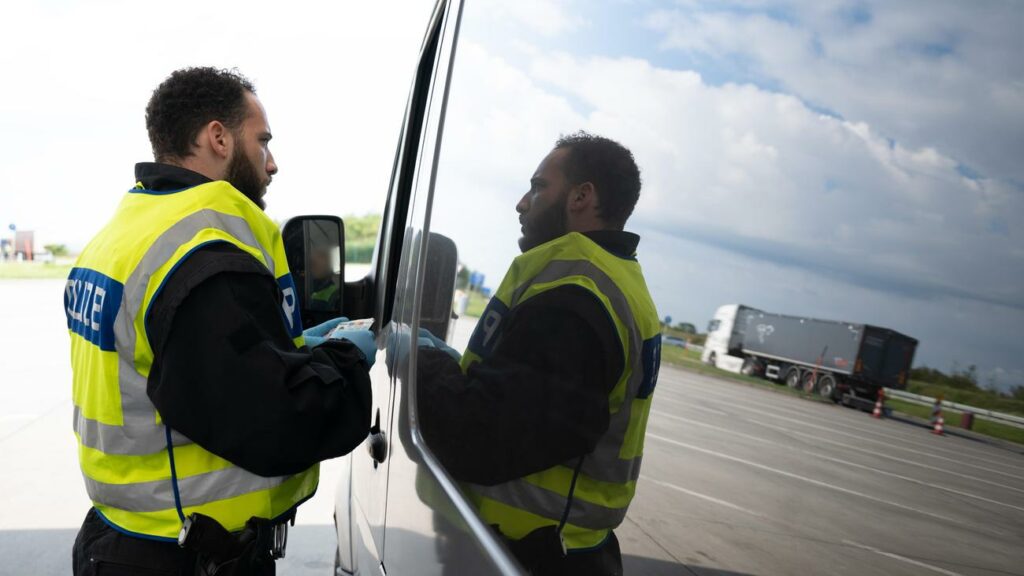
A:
[
  {"xmin": 84, "ymin": 466, "xmax": 292, "ymax": 513},
  {"xmin": 470, "ymin": 478, "xmax": 627, "ymax": 531},
  {"xmin": 73, "ymin": 405, "xmax": 192, "ymax": 456},
  {"xmin": 77, "ymin": 208, "xmax": 273, "ymax": 453},
  {"xmin": 511, "ymin": 259, "xmax": 645, "ymax": 485}
]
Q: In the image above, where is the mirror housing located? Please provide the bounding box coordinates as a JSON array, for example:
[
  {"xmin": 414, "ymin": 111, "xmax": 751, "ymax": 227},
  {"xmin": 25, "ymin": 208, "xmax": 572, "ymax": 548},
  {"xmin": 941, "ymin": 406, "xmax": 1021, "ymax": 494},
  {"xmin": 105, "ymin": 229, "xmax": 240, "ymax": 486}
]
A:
[
  {"xmin": 282, "ymin": 215, "xmax": 345, "ymax": 330},
  {"xmin": 419, "ymin": 232, "xmax": 458, "ymax": 341}
]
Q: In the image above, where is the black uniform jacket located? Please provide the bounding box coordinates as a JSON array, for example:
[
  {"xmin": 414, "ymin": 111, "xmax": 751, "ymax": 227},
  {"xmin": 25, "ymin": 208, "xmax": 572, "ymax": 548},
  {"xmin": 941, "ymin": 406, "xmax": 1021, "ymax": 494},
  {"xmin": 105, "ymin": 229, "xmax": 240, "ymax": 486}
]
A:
[{"xmin": 138, "ymin": 162, "xmax": 372, "ymax": 477}]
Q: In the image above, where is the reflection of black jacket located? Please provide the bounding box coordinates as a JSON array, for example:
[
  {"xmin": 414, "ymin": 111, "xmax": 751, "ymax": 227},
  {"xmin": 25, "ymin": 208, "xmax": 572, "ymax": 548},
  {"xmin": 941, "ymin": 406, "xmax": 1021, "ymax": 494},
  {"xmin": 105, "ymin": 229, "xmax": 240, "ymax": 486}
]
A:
[
  {"xmin": 137, "ymin": 162, "xmax": 372, "ymax": 477},
  {"xmin": 417, "ymin": 231, "xmax": 635, "ymax": 485}
]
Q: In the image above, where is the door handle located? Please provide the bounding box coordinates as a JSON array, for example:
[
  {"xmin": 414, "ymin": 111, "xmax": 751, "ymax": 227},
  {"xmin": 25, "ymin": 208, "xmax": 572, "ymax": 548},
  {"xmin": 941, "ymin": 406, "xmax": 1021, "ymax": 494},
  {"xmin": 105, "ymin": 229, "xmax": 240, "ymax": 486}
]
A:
[{"xmin": 367, "ymin": 410, "xmax": 387, "ymax": 466}]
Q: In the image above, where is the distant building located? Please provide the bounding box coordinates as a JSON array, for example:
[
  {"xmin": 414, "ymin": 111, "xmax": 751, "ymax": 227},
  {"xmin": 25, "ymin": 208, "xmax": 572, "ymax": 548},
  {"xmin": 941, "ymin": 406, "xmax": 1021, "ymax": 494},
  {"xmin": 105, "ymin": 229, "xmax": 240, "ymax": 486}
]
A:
[{"xmin": 13, "ymin": 230, "xmax": 35, "ymax": 261}]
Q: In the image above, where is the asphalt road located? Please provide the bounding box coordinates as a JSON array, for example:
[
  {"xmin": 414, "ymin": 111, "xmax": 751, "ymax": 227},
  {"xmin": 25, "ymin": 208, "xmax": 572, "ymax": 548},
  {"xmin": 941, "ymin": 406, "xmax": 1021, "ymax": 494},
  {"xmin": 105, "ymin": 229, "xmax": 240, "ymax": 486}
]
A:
[
  {"xmin": 619, "ymin": 368, "xmax": 1024, "ymax": 575},
  {"xmin": 2, "ymin": 279, "xmax": 1022, "ymax": 575}
]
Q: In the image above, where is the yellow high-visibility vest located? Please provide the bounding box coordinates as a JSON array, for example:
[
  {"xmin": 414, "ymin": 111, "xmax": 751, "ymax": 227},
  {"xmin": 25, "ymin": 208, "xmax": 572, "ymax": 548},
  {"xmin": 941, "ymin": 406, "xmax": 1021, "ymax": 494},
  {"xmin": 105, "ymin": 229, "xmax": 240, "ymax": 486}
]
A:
[
  {"xmin": 66, "ymin": 179, "xmax": 316, "ymax": 540},
  {"xmin": 460, "ymin": 232, "xmax": 662, "ymax": 550}
]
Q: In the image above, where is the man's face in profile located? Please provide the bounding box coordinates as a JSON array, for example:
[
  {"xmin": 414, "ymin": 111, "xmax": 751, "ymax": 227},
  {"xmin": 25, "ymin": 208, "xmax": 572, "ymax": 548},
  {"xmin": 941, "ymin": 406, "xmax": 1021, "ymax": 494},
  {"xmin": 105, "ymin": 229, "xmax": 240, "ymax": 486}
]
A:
[
  {"xmin": 226, "ymin": 92, "xmax": 278, "ymax": 210},
  {"xmin": 516, "ymin": 147, "xmax": 572, "ymax": 253},
  {"xmin": 310, "ymin": 248, "xmax": 331, "ymax": 280}
]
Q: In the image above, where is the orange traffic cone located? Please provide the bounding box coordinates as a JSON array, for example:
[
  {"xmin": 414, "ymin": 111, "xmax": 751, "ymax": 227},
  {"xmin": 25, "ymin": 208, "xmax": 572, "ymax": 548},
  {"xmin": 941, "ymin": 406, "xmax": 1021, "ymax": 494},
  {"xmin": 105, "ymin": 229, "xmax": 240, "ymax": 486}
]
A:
[
  {"xmin": 932, "ymin": 415, "xmax": 945, "ymax": 435},
  {"xmin": 872, "ymin": 390, "xmax": 885, "ymax": 419}
]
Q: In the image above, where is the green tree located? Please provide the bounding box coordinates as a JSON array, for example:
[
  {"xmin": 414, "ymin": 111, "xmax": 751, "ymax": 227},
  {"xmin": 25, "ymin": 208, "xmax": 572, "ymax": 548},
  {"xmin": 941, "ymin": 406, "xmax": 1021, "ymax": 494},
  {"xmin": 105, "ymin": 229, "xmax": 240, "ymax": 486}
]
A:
[
  {"xmin": 44, "ymin": 244, "xmax": 68, "ymax": 257},
  {"xmin": 343, "ymin": 214, "xmax": 382, "ymax": 264},
  {"xmin": 456, "ymin": 266, "xmax": 471, "ymax": 291},
  {"xmin": 674, "ymin": 322, "xmax": 697, "ymax": 334}
]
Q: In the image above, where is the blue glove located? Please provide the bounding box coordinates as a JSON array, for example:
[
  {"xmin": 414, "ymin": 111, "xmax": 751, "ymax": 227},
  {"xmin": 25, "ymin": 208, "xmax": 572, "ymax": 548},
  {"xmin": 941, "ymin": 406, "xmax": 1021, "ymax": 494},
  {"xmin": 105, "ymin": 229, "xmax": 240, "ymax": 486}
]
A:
[
  {"xmin": 418, "ymin": 328, "xmax": 461, "ymax": 361},
  {"xmin": 331, "ymin": 328, "xmax": 377, "ymax": 367},
  {"xmin": 303, "ymin": 317, "xmax": 349, "ymax": 348}
]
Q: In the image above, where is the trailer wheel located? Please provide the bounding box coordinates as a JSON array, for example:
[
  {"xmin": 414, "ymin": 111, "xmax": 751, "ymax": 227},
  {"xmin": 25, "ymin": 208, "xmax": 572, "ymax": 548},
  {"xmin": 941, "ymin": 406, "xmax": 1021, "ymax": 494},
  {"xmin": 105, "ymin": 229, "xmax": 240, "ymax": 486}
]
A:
[
  {"xmin": 784, "ymin": 367, "xmax": 801, "ymax": 388},
  {"xmin": 706, "ymin": 351, "xmax": 717, "ymax": 367},
  {"xmin": 801, "ymin": 371, "xmax": 818, "ymax": 393},
  {"xmin": 818, "ymin": 374, "xmax": 838, "ymax": 401}
]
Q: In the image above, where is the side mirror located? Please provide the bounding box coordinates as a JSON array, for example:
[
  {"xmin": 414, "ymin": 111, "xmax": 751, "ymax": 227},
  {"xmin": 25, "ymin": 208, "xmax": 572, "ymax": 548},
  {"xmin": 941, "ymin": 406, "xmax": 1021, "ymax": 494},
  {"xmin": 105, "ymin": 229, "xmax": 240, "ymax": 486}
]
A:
[
  {"xmin": 282, "ymin": 215, "xmax": 345, "ymax": 329},
  {"xmin": 419, "ymin": 232, "xmax": 458, "ymax": 341}
]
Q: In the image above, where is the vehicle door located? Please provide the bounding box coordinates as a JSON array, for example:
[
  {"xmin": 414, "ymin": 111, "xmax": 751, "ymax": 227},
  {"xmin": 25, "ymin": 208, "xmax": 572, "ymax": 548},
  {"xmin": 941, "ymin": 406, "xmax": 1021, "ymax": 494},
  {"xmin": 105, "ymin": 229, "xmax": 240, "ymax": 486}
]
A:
[
  {"xmin": 372, "ymin": 0, "xmax": 523, "ymax": 573},
  {"xmin": 348, "ymin": 0, "xmax": 520, "ymax": 574}
]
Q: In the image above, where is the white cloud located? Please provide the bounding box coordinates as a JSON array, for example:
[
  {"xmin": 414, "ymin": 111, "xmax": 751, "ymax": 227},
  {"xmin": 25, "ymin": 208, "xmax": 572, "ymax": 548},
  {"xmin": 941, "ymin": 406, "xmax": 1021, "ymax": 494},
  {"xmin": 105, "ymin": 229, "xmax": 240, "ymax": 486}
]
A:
[
  {"xmin": 427, "ymin": 10, "xmax": 1023, "ymax": 387},
  {"xmin": 479, "ymin": 0, "xmax": 587, "ymax": 37},
  {"xmin": 647, "ymin": 1, "xmax": 1024, "ymax": 183}
]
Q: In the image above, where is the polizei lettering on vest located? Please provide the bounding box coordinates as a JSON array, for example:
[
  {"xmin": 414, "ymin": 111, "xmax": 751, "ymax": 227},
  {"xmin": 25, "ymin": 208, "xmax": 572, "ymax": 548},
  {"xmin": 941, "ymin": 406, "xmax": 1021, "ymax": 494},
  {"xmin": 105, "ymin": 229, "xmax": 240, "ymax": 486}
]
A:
[{"xmin": 64, "ymin": 268, "xmax": 124, "ymax": 352}]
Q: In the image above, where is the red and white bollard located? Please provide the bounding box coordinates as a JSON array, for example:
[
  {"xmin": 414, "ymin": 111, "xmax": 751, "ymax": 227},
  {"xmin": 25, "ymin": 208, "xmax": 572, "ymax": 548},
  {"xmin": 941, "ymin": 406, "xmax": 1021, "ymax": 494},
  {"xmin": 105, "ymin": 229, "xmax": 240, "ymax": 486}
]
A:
[
  {"xmin": 930, "ymin": 396, "xmax": 945, "ymax": 436},
  {"xmin": 872, "ymin": 389, "xmax": 885, "ymax": 419}
]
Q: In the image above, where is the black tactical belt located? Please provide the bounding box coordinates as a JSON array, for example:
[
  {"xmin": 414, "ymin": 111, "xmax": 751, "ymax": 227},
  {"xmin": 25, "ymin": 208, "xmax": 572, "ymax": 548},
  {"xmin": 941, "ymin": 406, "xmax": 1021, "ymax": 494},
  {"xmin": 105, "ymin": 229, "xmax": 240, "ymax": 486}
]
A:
[{"xmin": 178, "ymin": 512, "xmax": 293, "ymax": 576}]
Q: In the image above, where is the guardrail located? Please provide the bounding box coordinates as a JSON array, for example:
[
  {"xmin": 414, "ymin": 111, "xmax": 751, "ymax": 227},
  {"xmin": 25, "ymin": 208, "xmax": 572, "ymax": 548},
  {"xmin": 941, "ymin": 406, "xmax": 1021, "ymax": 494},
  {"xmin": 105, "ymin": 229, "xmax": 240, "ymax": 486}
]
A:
[{"xmin": 884, "ymin": 388, "xmax": 1024, "ymax": 430}]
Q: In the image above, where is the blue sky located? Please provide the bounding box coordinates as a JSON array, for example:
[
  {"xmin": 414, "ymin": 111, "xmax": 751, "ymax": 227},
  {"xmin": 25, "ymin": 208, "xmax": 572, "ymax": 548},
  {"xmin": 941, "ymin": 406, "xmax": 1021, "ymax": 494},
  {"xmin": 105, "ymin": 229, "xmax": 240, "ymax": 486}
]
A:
[{"xmin": 1, "ymin": 1, "xmax": 1021, "ymax": 389}]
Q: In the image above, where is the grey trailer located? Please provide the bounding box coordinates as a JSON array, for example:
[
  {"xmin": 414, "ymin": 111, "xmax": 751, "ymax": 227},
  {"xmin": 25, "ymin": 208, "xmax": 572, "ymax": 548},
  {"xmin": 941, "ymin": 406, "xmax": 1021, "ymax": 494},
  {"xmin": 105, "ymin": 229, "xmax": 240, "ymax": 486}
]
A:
[{"xmin": 738, "ymin": 311, "xmax": 917, "ymax": 403}]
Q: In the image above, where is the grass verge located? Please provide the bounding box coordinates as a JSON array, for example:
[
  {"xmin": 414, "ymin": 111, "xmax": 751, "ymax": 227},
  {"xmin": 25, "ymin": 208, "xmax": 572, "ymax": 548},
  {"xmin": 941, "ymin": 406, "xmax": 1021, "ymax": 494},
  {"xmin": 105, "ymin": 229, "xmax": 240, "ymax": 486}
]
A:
[
  {"xmin": 0, "ymin": 262, "xmax": 73, "ymax": 279},
  {"xmin": 886, "ymin": 398, "xmax": 1024, "ymax": 445},
  {"xmin": 906, "ymin": 381, "xmax": 1024, "ymax": 417},
  {"xmin": 463, "ymin": 290, "xmax": 489, "ymax": 318}
]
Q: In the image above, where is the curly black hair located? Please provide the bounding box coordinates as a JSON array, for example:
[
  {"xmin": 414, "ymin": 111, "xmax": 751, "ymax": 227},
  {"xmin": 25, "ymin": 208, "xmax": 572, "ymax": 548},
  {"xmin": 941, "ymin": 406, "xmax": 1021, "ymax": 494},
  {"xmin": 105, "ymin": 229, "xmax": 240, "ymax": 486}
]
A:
[
  {"xmin": 145, "ymin": 67, "xmax": 255, "ymax": 162},
  {"xmin": 555, "ymin": 131, "xmax": 642, "ymax": 229}
]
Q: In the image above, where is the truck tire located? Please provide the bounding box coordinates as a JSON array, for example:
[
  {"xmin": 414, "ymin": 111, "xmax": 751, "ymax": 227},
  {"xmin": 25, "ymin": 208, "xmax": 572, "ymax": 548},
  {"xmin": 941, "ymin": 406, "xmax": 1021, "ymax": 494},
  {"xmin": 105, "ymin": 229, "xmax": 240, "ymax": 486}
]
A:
[
  {"xmin": 784, "ymin": 367, "xmax": 801, "ymax": 388},
  {"xmin": 818, "ymin": 373, "xmax": 838, "ymax": 401},
  {"xmin": 801, "ymin": 371, "xmax": 817, "ymax": 393},
  {"xmin": 707, "ymin": 351, "xmax": 717, "ymax": 367},
  {"xmin": 740, "ymin": 358, "xmax": 757, "ymax": 376}
]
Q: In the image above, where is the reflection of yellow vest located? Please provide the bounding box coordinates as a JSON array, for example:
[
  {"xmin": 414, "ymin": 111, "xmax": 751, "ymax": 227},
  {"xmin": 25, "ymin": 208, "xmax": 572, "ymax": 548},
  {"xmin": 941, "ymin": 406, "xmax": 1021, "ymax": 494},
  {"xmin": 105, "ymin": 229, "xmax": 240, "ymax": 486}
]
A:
[
  {"xmin": 460, "ymin": 232, "xmax": 662, "ymax": 551},
  {"xmin": 66, "ymin": 180, "xmax": 316, "ymax": 540}
]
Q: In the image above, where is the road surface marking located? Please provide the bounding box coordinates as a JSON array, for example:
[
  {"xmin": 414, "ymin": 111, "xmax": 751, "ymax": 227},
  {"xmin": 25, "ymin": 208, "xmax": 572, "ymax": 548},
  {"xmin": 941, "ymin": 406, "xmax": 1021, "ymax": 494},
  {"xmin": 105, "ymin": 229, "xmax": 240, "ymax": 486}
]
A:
[
  {"xmin": 842, "ymin": 540, "xmax": 965, "ymax": 576},
  {"xmin": 648, "ymin": 432, "xmax": 962, "ymax": 525},
  {"xmin": 693, "ymin": 403, "xmax": 729, "ymax": 416},
  {"xmin": 0, "ymin": 414, "xmax": 37, "ymax": 422},
  {"xmin": 670, "ymin": 378, "xmax": 1024, "ymax": 473},
  {"xmin": 741, "ymin": 416, "xmax": 1024, "ymax": 495},
  {"xmin": 652, "ymin": 410, "xmax": 1024, "ymax": 515},
  {"xmin": 665, "ymin": 375, "xmax": 984, "ymax": 450},
  {"xmin": 657, "ymin": 394, "xmax": 1024, "ymax": 482},
  {"xmin": 641, "ymin": 475, "xmax": 766, "ymax": 518}
]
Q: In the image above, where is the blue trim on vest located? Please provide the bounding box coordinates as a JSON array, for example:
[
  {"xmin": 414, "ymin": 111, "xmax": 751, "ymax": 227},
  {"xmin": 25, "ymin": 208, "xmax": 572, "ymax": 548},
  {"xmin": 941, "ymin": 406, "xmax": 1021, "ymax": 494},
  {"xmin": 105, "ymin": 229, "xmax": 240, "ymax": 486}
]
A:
[
  {"xmin": 637, "ymin": 334, "xmax": 662, "ymax": 399},
  {"xmin": 142, "ymin": 239, "xmax": 231, "ymax": 341},
  {"xmin": 128, "ymin": 186, "xmax": 195, "ymax": 196},
  {"xmin": 165, "ymin": 425, "xmax": 186, "ymax": 523},
  {"xmin": 93, "ymin": 507, "xmax": 178, "ymax": 543}
]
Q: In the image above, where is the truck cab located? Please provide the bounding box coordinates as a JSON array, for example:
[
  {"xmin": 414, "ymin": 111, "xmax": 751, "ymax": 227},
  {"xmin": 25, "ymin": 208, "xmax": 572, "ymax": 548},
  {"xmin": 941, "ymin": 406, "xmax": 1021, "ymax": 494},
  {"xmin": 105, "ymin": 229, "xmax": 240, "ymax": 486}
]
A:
[{"xmin": 701, "ymin": 304, "xmax": 758, "ymax": 373}]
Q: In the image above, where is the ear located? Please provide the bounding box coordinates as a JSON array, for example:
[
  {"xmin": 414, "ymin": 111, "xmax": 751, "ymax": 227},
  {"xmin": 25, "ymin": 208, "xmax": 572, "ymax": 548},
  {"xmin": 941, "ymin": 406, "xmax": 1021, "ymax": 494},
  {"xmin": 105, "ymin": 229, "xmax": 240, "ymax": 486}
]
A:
[
  {"xmin": 201, "ymin": 120, "xmax": 233, "ymax": 160},
  {"xmin": 567, "ymin": 181, "xmax": 597, "ymax": 214}
]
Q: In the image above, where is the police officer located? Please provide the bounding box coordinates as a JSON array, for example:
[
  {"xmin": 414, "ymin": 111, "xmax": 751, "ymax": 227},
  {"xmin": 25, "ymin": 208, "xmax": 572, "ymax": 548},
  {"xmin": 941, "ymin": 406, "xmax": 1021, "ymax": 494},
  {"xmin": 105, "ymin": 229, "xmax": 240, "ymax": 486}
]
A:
[
  {"xmin": 417, "ymin": 132, "xmax": 662, "ymax": 575},
  {"xmin": 67, "ymin": 67, "xmax": 374, "ymax": 575}
]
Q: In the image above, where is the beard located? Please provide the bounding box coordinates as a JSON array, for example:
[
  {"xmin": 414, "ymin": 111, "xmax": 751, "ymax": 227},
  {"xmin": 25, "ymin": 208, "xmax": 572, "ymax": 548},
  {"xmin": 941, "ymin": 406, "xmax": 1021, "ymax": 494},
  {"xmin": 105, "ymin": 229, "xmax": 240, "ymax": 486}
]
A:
[
  {"xmin": 225, "ymin": 146, "xmax": 268, "ymax": 210},
  {"xmin": 518, "ymin": 192, "xmax": 569, "ymax": 253}
]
